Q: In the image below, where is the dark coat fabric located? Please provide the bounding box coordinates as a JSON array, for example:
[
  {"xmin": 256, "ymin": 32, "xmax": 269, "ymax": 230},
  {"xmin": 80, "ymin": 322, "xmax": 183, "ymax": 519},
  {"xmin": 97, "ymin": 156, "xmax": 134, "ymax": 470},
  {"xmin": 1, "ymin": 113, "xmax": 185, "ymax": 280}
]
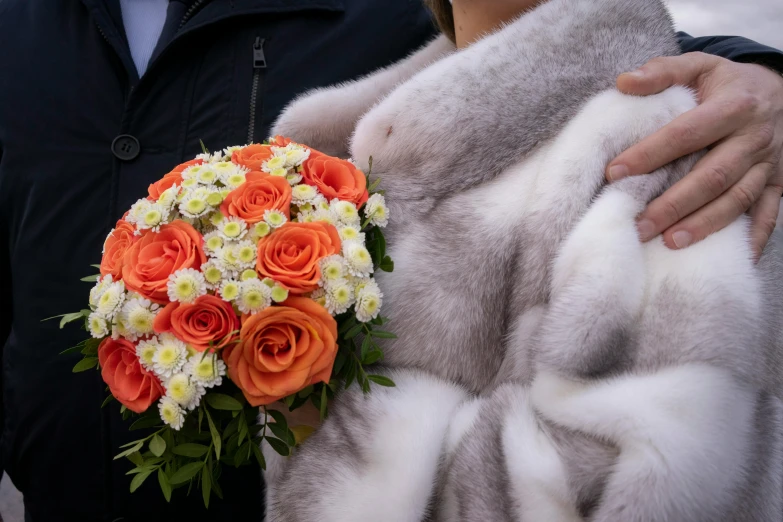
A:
[{"xmin": 0, "ymin": 0, "xmax": 781, "ymax": 520}]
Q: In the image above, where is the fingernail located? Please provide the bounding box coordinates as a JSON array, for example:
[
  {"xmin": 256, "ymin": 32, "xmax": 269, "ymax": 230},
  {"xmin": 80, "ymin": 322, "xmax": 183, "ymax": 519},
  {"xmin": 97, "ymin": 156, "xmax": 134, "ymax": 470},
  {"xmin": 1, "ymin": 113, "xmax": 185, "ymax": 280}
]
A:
[
  {"xmin": 672, "ymin": 230, "xmax": 693, "ymax": 249},
  {"xmin": 636, "ymin": 219, "xmax": 656, "ymax": 241},
  {"xmin": 625, "ymin": 69, "xmax": 645, "ymax": 78},
  {"xmin": 608, "ymin": 164, "xmax": 629, "ymax": 181}
]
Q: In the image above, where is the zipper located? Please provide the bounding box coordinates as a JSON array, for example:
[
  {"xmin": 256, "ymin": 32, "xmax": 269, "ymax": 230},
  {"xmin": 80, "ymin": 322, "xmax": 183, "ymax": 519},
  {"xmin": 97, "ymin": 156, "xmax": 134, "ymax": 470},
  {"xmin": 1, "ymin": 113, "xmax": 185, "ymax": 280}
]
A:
[
  {"xmin": 179, "ymin": 0, "xmax": 209, "ymax": 29},
  {"xmin": 247, "ymin": 37, "xmax": 268, "ymax": 144}
]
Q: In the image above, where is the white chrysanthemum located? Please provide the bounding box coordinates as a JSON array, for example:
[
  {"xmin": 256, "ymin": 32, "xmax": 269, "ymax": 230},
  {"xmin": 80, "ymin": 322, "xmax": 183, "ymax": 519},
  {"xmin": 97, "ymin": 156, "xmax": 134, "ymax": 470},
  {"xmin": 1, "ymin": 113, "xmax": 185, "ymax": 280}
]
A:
[
  {"xmin": 213, "ymin": 161, "xmax": 246, "ymax": 184},
  {"xmin": 311, "ymin": 208, "xmax": 337, "ymax": 225},
  {"xmin": 325, "ymin": 278, "xmax": 354, "ymax": 315},
  {"xmin": 261, "ymin": 153, "xmax": 288, "ymax": 173},
  {"xmin": 313, "ymin": 194, "xmax": 329, "ymax": 210},
  {"xmin": 215, "ymin": 244, "xmax": 244, "ymax": 277},
  {"xmin": 111, "ymin": 313, "xmax": 136, "ymax": 341},
  {"xmin": 179, "ymin": 187, "xmax": 212, "ymax": 218},
  {"xmin": 338, "ymin": 224, "xmax": 365, "ymax": 244},
  {"xmin": 202, "ymin": 231, "xmax": 224, "ymax": 255},
  {"xmin": 249, "ymin": 221, "xmax": 271, "ymax": 242},
  {"xmin": 194, "ymin": 151, "xmax": 224, "ymax": 164},
  {"xmin": 205, "ymin": 189, "xmax": 224, "ymax": 207},
  {"xmin": 195, "ymin": 165, "xmax": 218, "ymax": 185},
  {"xmin": 135, "ymin": 203, "xmax": 170, "ymax": 233},
  {"xmin": 121, "ymin": 297, "xmax": 159, "ymax": 337},
  {"xmin": 355, "ymin": 279, "xmax": 383, "ymax": 322},
  {"xmin": 159, "ymin": 396, "xmax": 185, "ymax": 430},
  {"xmin": 263, "ymin": 209, "xmax": 287, "ymax": 229},
  {"xmin": 282, "ymin": 144, "xmax": 311, "ymax": 167},
  {"xmin": 330, "ymin": 200, "xmax": 360, "ymax": 226},
  {"xmin": 221, "ymin": 170, "xmax": 247, "ymax": 189},
  {"xmin": 167, "ymin": 268, "xmax": 207, "ymax": 303},
  {"xmin": 318, "ymin": 255, "xmax": 345, "ymax": 286},
  {"xmin": 270, "ymin": 284, "xmax": 289, "ymax": 303},
  {"xmin": 236, "ymin": 240, "xmax": 257, "ymax": 268},
  {"xmin": 218, "ymin": 216, "xmax": 248, "ymax": 240},
  {"xmin": 222, "ymin": 145, "xmax": 244, "ymax": 158},
  {"xmin": 286, "ymin": 173, "xmax": 303, "ymax": 185},
  {"xmin": 236, "ymin": 278, "xmax": 272, "ymax": 314},
  {"xmin": 96, "ymin": 280, "xmax": 126, "ymax": 319},
  {"xmin": 201, "ymin": 260, "xmax": 225, "ymax": 290},
  {"xmin": 184, "ymin": 352, "xmax": 227, "ymax": 389},
  {"xmin": 219, "ymin": 279, "xmax": 241, "ymax": 302},
  {"xmin": 89, "ymin": 275, "xmax": 113, "ymax": 309},
  {"xmin": 126, "ymin": 198, "xmax": 153, "ymax": 230},
  {"xmin": 165, "ymin": 373, "xmax": 204, "ymax": 411},
  {"xmin": 181, "ymin": 163, "xmax": 207, "ymax": 180},
  {"xmin": 157, "ymin": 184, "xmax": 180, "ymax": 210},
  {"xmin": 136, "ymin": 338, "xmax": 159, "ymax": 372},
  {"xmin": 208, "ymin": 210, "xmax": 226, "ymax": 227},
  {"xmin": 88, "ymin": 312, "xmax": 109, "ymax": 338},
  {"xmin": 152, "ymin": 333, "xmax": 188, "ymax": 378},
  {"xmin": 291, "ymin": 184, "xmax": 318, "ymax": 206},
  {"xmin": 343, "ymin": 242, "xmax": 374, "ymax": 277},
  {"xmin": 364, "ymin": 193, "xmax": 389, "ymax": 228},
  {"xmin": 310, "ymin": 288, "xmax": 327, "ymax": 308}
]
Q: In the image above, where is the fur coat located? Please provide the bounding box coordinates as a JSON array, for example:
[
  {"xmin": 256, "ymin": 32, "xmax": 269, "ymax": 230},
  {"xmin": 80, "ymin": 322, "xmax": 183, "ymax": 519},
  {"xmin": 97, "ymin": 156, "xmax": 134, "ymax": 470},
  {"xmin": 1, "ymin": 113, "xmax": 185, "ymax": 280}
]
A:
[{"xmin": 262, "ymin": 0, "xmax": 783, "ymax": 520}]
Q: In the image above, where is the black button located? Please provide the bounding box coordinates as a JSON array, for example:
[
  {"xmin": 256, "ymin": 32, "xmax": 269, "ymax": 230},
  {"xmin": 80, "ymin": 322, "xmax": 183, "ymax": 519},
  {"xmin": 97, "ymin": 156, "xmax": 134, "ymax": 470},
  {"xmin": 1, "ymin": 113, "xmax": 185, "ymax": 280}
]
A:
[{"xmin": 111, "ymin": 134, "xmax": 140, "ymax": 161}]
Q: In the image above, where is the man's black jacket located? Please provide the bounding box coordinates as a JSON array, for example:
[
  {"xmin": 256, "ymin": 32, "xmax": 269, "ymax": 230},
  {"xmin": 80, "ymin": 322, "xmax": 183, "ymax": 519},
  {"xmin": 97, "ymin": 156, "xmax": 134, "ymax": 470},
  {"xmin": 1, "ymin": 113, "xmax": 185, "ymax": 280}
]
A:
[{"xmin": 0, "ymin": 1, "xmax": 781, "ymax": 520}]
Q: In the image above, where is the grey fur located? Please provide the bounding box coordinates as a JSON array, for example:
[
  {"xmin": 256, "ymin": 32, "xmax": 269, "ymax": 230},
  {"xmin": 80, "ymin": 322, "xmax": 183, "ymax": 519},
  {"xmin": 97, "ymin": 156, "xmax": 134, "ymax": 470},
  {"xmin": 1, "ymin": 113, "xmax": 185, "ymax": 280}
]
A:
[{"xmin": 265, "ymin": 0, "xmax": 783, "ymax": 520}]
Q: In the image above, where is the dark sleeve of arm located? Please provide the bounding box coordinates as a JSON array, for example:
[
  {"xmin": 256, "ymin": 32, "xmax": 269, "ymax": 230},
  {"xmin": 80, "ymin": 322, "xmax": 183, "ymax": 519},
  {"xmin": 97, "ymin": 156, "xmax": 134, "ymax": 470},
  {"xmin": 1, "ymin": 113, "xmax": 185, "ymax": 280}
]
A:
[
  {"xmin": 0, "ymin": 146, "xmax": 7, "ymax": 477},
  {"xmin": 678, "ymin": 32, "xmax": 783, "ymax": 73}
]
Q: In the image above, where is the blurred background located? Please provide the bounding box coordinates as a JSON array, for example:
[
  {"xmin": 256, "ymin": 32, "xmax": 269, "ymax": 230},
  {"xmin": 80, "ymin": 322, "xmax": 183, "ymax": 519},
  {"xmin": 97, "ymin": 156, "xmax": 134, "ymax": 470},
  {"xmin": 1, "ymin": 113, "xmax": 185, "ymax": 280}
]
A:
[{"xmin": 1, "ymin": 1, "xmax": 782, "ymax": 521}]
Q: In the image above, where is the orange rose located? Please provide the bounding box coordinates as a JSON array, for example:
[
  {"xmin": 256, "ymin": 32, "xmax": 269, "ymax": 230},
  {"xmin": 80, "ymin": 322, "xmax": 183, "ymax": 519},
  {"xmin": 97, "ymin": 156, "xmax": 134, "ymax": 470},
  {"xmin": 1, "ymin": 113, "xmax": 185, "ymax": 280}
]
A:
[
  {"xmin": 121, "ymin": 221, "xmax": 207, "ymax": 303},
  {"xmin": 231, "ymin": 144, "xmax": 274, "ymax": 170},
  {"xmin": 148, "ymin": 158, "xmax": 202, "ymax": 199},
  {"xmin": 269, "ymin": 135, "xmax": 293, "ymax": 147},
  {"xmin": 302, "ymin": 155, "xmax": 368, "ymax": 207},
  {"xmin": 220, "ymin": 172, "xmax": 292, "ymax": 223},
  {"xmin": 153, "ymin": 295, "xmax": 239, "ymax": 352},
  {"xmin": 100, "ymin": 219, "xmax": 137, "ymax": 279},
  {"xmin": 98, "ymin": 337, "xmax": 163, "ymax": 413},
  {"xmin": 256, "ymin": 222, "xmax": 341, "ymax": 294},
  {"xmin": 224, "ymin": 297, "xmax": 338, "ymax": 406}
]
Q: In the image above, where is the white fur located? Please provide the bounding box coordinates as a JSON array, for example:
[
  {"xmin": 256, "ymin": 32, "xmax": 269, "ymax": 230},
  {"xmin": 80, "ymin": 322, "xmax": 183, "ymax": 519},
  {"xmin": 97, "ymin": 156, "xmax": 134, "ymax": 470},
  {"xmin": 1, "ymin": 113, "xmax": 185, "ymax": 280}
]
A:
[
  {"xmin": 531, "ymin": 365, "xmax": 755, "ymax": 521},
  {"xmin": 314, "ymin": 370, "xmax": 467, "ymax": 522},
  {"xmin": 502, "ymin": 388, "xmax": 582, "ymax": 522}
]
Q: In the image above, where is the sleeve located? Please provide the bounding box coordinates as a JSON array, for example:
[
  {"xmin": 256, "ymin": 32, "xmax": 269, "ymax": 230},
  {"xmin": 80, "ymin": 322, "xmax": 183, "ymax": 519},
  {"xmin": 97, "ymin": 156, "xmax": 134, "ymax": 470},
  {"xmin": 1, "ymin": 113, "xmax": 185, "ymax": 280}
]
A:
[
  {"xmin": 677, "ymin": 32, "xmax": 783, "ymax": 73},
  {"xmin": 0, "ymin": 146, "xmax": 7, "ymax": 476}
]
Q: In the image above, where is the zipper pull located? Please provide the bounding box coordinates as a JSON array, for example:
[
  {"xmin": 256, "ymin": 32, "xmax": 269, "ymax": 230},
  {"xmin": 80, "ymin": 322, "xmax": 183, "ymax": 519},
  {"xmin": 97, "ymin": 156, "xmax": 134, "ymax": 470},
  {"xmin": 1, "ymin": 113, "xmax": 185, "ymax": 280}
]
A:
[{"xmin": 253, "ymin": 37, "xmax": 267, "ymax": 69}]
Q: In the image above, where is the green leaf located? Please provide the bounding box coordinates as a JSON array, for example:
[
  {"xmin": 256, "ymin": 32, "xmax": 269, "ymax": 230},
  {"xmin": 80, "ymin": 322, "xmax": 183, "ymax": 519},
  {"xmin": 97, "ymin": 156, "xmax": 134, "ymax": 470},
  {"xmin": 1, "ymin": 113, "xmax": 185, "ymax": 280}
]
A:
[
  {"xmin": 129, "ymin": 414, "xmax": 162, "ymax": 431},
  {"xmin": 149, "ymin": 434, "xmax": 166, "ymax": 457},
  {"xmin": 265, "ymin": 437, "xmax": 290, "ymax": 457},
  {"xmin": 268, "ymin": 423, "xmax": 295, "ymax": 447},
  {"xmin": 157, "ymin": 468, "xmax": 172, "ymax": 502},
  {"xmin": 319, "ymin": 385, "xmax": 328, "ymax": 421},
  {"xmin": 265, "ymin": 409, "xmax": 288, "ymax": 431},
  {"xmin": 234, "ymin": 441, "xmax": 251, "ymax": 467},
  {"xmin": 169, "ymin": 462, "xmax": 205, "ymax": 485},
  {"xmin": 59, "ymin": 340, "xmax": 87, "ymax": 355},
  {"xmin": 371, "ymin": 315, "xmax": 386, "ymax": 325},
  {"xmin": 90, "ymin": 264, "xmax": 102, "ymax": 270},
  {"xmin": 368, "ymin": 375, "xmax": 396, "ymax": 387},
  {"xmin": 205, "ymin": 409, "xmax": 222, "ymax": 461},
  {"xmin": 296, "ymin": 385, "xmax": 314, "ymax": 399},
  {"xmin": 127, "ymin": 451, "xmax": 144, "ymax": 467},
  {"xmin": 368, "ymin": 177, "xmax": 382, "ymax": 193},
  {"xmin": 199, "ymin": 139, "xmax": 210, "ymax": 155},
  {"xmin": 201, "ymin": 464, "xmax": 212, "ymax": 508},
  {"xmin": 344, "ymin": 358, "xmax": 357, "ymax": 389},
  {"xmin": 369, "ymin": 330, "xmax": 397, "ymax": 339},
  {"xmin": 361, "ymin": 335, "xmax": 373, "ymax": 360},
  {"xmin": 251, "ymin": 442, "xmax": 266, "ymax": 470},
  {"xmin": 343, "ymin": 324, "xmax": 363, "ymax": 339},
  {"xmin": 379, "ymin": 256, "xmax": 394, "ymax": 272},
  {"xmin": 100, "ymin": 394, "xmax": 115, "ymax": 408},
  {"xmin": 80, "ymin": 274, "xmax": 100, "ymax": 283},
  {"xmin": 237, "ymin": 413, "xmax": 248, "ymax": 446},
  {"xmin": 72, "ymin": 357, "xmax": 98, "ymax": 373},
  {"xmin": 362, "ymin": 350, "xmax": 383, "ymax": 366},
  {"xmin": 114, "ymin": 441, "xmax": 144, "ymax": 460},
  {"xmin": 205, "ymin": 393, "xmax": 243, "ymax": 411},
  {"xmin": 173, "ymin": 443, "xmax": 209, "ymax": 458},
  {"xmin": 338, "ymin": 316, "xmax": 357, "ymax": 335},
  {"xmin": 130, "ymin": 470, "xmax": 153, "ymax": 493}
]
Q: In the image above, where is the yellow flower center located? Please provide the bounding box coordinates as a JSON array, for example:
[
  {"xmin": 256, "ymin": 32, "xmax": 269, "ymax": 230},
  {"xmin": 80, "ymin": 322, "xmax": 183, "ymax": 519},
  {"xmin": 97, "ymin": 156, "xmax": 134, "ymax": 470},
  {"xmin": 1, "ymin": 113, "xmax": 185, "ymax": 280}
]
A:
[
  {"xmin": 271, "ymin": 286, "xmax": 288, "ymax": 303},
  {"xmin": 223, "ymin": 222, "xmax": 241, "ymax": 238},
  {"xmin": 204, "ymin": 266, "xmax": 223, "ymax": 284},
  {"xmin": 222, "ymin": 284, "xmax": 239, "ymax": 301},
  {"xmin": 206, "ymin": 192, "xmax": 223, "ymax": 206},
  {"xmin": 186, "ymin": 199, "xmax": 206, "ymax": 214},
  {"xmin": 240, "ymin": 269, "xmax": 258, "ymax": 281}
]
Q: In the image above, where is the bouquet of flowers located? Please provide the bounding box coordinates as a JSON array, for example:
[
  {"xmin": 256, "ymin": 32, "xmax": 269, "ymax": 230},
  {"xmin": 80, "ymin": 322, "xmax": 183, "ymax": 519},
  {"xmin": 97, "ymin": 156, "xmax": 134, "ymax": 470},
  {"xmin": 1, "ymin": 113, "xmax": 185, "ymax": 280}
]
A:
[{"xmin": 55, "ymin": 137, "xmax": 394, "ymax": 506}]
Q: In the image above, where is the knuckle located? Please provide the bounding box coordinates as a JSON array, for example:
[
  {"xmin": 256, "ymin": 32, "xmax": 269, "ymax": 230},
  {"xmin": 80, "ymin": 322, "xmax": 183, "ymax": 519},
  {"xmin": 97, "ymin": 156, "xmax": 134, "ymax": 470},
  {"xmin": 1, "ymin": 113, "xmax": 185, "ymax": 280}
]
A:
[
  {"xmin": 758, "ymin": 216, "xmax": 777, "ymax": 238},
  {"xmin": 699, "ymin": 164, "xmax": 730, "ymax": 197},
  {"xmin": 660, "ymin": 197, "xmax": 684, "ymax": 224},
  {"xmin": 695, "ymin": 211, "xmax": 721, "ymax": 237},
  {"xmin": 751, "ymin": 124, "xmax": 776, "ymax": 152},
  {"xmin": 730, "ymin": 184, "xmax": 757, "ymax": 213},
  {"xmin": 730, "ymin": 91, "xmax": 760, "ymax": 117}
]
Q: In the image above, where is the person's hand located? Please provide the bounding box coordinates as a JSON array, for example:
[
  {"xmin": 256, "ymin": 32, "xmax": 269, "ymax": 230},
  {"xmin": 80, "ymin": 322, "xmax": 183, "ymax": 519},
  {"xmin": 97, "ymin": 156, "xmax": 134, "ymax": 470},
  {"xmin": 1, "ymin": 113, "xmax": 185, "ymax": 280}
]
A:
[{"xmin": 606, "ymin": 52, "xmax": 783, "ymax": 260}]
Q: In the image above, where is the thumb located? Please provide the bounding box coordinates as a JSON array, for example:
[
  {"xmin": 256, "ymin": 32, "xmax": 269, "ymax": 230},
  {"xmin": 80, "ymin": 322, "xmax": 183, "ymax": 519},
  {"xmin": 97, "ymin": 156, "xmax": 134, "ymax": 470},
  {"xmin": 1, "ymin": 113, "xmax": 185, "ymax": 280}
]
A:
[{"xmin": 617, "ymin": 52, "xmax": 719, "ymax": 95}]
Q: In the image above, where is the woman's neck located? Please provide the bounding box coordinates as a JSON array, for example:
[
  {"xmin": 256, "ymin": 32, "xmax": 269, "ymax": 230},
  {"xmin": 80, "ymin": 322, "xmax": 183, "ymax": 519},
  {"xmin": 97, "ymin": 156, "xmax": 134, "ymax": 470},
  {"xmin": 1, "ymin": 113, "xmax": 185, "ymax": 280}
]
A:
[{"xmin": 452, "ymin": 0, "xmax": 544, "ymax": 49}]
